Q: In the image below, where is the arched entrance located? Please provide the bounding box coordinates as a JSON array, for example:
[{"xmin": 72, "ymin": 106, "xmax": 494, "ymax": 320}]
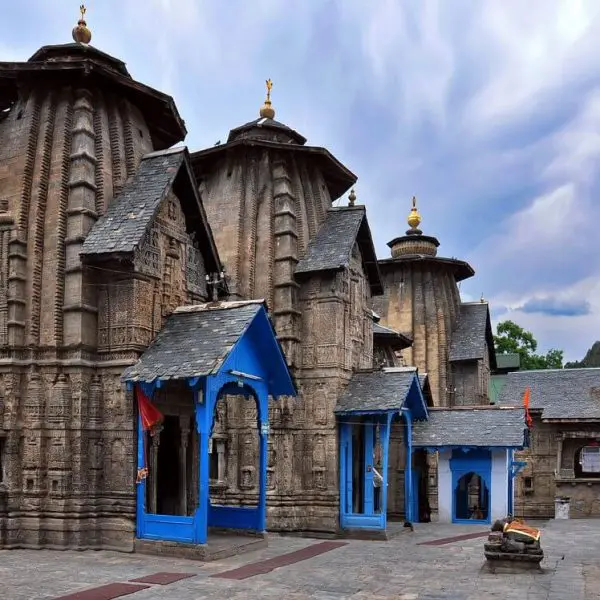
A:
[
  {"xmin": 124, "ymin": 301, "xmax": 296, "ymax": 547},
  {"xmin": 450, "ymin": 449, "xmax": 491, "ymax": 524},
  {"xmin": 207, "ymin": 382, "xmax": 265, "ymax": 531}
]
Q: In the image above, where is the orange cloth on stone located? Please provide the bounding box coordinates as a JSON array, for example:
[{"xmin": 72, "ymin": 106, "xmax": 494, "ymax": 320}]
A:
[{"xmin": 503, "ymin": 520, "xmax": 541, "ymax": 542}]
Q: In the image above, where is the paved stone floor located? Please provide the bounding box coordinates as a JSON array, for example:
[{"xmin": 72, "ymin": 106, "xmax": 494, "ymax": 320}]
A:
[{"xmin": 1, "ymin": 520, "xmax": 600, "ymax": 599}]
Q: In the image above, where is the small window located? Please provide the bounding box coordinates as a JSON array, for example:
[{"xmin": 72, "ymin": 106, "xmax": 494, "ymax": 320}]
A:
[
  {"xmin": 523, "ymin": 476, "xmax": 533, "ymax": 493},
  {"xmin": 576, "ymin": 445, "xmax": 600, "ymax": 478}
]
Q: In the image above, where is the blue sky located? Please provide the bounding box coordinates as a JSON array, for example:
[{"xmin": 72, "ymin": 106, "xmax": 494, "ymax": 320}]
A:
[{"xmin": 2, "ymin": 0, "xmax": 600, "ymax": 362}]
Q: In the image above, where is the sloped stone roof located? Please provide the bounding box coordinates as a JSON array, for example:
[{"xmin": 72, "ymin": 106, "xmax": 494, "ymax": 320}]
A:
[
  {"xmin": 227, "ymin": 117, "xmax": 307, "ymax": 145},
  {"xmin": 373, "ymin": 322, "xmax": 412, "ymax": 349},
  {"xmin": 82, "ymin": 148, "xmax": 184, "ymax": 256},
  {"xmin": 295, "ymin": 206, "xmax": 383, "ymax": 294},
  {"xmin": 335, "ymin": 369, "xmax": 417, "ymax": 413},
  {"xmin": 449, "ymin": 302, "xmax": 491, "ymax": 362},
  {"xmin": 122, "ymin": 301, "xmax": 263, "ymax": 383},
  {"xmin": 412, "ymin": 407, "xmax": 527, "ymax": 448},
  {"xmin": 296, "ymin": 207, "xmax": 365, "ymax": 273},
  {"xmin": 497, "ymin": 368, "xmax": 600, "ymax": 421}
]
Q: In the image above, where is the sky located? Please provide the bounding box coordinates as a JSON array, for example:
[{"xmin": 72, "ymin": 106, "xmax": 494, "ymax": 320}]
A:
[{"xmin": 2, "ymin": 0, "xmax": 600, "ymax": 362}]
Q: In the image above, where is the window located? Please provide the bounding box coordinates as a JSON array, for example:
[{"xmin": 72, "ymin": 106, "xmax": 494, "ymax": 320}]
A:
[
  {"xmin": 522, "ymin": 476, "xmax": 533, "ymax": 494},
  {"xmin": 576, "ymin": 445, "xmax": 600, "ymax": 478}
]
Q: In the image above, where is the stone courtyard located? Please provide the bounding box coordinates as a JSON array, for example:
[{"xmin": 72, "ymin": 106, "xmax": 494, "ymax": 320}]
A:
[{"xmin": 2, "ymin": 520, "xmax": 600, "ymax": 600}]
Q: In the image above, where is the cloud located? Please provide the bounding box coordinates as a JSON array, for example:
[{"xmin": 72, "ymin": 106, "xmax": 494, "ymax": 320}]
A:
[
  {"xmin": 2, "ymin": 0, "xmax": 600, "ymax": 362},
  {"xmin": 518, "ymin": 297, "xmax": 591, "ymax": 317}
]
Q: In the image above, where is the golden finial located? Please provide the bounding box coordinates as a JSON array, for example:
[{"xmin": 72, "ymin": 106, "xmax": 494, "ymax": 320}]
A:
[
  {"xmin": 348, "ymin": 189, "xmax": 356, "ymax": 207},
  {"xmin": 480, "ymin": 293, "xmax": 485, "ymax": 303},
  {"xmin": 259, "ymin": 79, "xmax": 275, "ymax": 119},
  {"xmin": 72, "ymin": 4, "xmax": 92, "ymax": 45},
  {"xmin": 407, "ymin": 195, "xmax": 421, "ymax": 230}
]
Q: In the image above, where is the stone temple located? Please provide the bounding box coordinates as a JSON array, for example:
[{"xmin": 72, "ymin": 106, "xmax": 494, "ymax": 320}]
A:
[{"xmin": 0, "ymin": 9, "xmax": 597, "ymax": 553}]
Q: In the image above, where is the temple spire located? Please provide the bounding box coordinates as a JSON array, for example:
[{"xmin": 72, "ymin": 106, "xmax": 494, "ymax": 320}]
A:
[
  {"xmin": 407, "ymin": 195, "xmax": 421, "ymax": 231},
  {"xmin": 72, "ymin": 4, "xmax": 92, "ymax": 44},
  {"xmin": 259, "ymin": 79, "xmax": 275, "ymax": 119}
]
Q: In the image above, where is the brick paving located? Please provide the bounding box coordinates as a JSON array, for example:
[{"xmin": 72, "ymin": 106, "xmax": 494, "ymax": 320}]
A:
[{"xmin": 1, "ymin": 520, "xmax": 600, "ymax": 599}]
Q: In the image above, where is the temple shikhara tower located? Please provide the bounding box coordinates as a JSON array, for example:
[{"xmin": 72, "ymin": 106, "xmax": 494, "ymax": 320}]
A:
[{"xmin": 3, "ymin": 7, "xmax": 597, "ymax": 555}]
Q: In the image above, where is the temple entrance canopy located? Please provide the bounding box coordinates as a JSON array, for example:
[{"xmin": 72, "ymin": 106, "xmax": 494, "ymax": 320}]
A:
[
  {"xmin": 335, "ymin": 368, "xmax": 429, "ymax": 533},
  {"xmin": 122, "ymin": 300, "xmax": 295, "ymax": 546},
  {"xmin": 412, "ymin": 408, "xmax": 528, "ymax": 524}
]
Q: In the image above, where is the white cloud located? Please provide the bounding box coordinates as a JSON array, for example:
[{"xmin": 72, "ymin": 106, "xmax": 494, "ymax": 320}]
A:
[{"xmin": 4, "ymin": 0, "xmax": 600, "ymax": 361}]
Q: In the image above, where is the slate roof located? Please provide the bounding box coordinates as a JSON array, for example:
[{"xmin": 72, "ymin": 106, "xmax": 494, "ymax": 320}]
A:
[
  {"xmin": 412, "ymin": 407, "xmax": 527, "ymax": 448},
  {"xmin": 122, "ymin": 301, "xmax": 263, "ymax": 383},
  {"xmin": 374, "ymin": 322, "xmax": 399, "ymax": 336},
  {"xmin": 296, "ymin": 207, "xmax": 365, "ymax": 274},
  {"xmin": 227, "ymin": 117, "xmax": 307, "ymax": 145},
  {"xmin": 448, "ymin": 302, "xmax": 493, "ymax": 363},
  {"xmin": 373, "ymin": 322, "xmax": 412, "ymax": 349},
  {"xmin": 82, "ymin": 148, "xmax": 184, "ymax": 256},
  {"xmin": 295, "ymin": 206, "xmax": 383, "ymax": 294},
  {"xmin": 497, "ymin": 368, "xmax": 600, "ymax": 421},
  {"xmin": 334, "ymin": 369, "xmax": 417, "ymax": 413}
]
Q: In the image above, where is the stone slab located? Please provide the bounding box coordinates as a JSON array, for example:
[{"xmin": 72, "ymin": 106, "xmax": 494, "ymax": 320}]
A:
[
  {"xmin": 53, "ymin": 582, "xmax": 150, "ymax": 600},
  {"xmin": 129, "ymin": 572, "xmax": 196, "ymax": 585},
  {"xmin": 133, "ymin": 533, "xmax": 267, "ymax": 562}
]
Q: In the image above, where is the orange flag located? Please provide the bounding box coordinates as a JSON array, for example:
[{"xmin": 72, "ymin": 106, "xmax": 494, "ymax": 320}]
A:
[
  {"xmin": 523, "ymin": 387, "xmax": 533, "ymax": 428},
  {"xmin": 137, "ymin": 386, "xmax": 163, "ymax": 433}
]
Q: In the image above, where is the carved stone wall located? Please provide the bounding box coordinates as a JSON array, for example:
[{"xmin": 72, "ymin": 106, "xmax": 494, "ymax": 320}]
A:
[
  {"xmin": 513, "ymin": 419, "xmax": 558, "ymax": 519},
  {"xmin": 0, "ymin": 76, "xmax": 213, "ymax": 549},
  {"xmin": 374, "ymin": 262, "xmax": 462, "ymax": 407},
  {"xmin": 515, "ymin": 422, "xmax": 600, "ymax": 519},
  {"xmin": 449, "ymin": 356, "xmax": 490, "ymax": 407},
  {"xmin": 198, "ymin": 149, "xmax": 333, "ymax": 368},
  {"xmin": 197, "ymin": 237, "xmax": 373, "ymax": 533}
]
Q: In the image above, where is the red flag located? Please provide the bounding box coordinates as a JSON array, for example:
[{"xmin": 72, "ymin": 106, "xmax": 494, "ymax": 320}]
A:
[
  {"xmin": 137, "ymin": 386, "xmax": 163, "ymax": 433},
  {"xmin": 523, "ymin": 387, "xmax": 533, "ymax": 428}
]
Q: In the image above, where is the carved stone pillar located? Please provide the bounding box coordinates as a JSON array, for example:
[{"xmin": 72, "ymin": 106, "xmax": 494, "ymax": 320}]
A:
[
  {"xmin": 179, "ymin": 416, "xmax": 190, "ymax": 516},
  {"xmin": 148, "ymin": 425, "xmax": 162, "ymax": 514},
  {"xmin": 272, "ymin": 158, "xmax": 301, "ymax": 367},
  {"xmin": 63, "ymin": 88, "xmax": 98, "ymax": 347}
]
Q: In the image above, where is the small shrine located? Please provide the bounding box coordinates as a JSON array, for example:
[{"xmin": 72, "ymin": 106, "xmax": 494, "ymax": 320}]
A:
[{"xmin": 122, "ymin": 300, "xmax": 295, "ymax": 554}]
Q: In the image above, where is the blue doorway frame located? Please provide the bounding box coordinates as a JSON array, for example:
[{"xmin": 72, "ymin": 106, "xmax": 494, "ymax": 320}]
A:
[
  {"xmin": 450, "ymin": 449, "xmax": 492, "ymax": 525},
  {"xmin": 123, "ymin": 302, "xmax": 296, "ymax": 547}
]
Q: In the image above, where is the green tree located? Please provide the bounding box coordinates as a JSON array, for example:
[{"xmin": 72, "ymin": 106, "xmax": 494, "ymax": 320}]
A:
[{"xmin": 494, "ymin": 320, "xmax": 564, "ymax": 370}]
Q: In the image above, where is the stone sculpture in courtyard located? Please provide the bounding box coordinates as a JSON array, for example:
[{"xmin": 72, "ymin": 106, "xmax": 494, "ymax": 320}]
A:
[{"xmin": 484, "ymin": 517, "xmax": 544, "ymax": 572}]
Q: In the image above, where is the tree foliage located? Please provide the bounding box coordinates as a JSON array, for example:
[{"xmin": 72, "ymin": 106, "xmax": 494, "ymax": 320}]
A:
[{"xmin": 493, "ymin": 320, "xmax": 564, "ymax": 370}]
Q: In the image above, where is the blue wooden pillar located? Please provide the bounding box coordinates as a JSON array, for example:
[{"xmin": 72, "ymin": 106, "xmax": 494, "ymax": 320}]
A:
[
  {"xmin": 339, "ymin": 422, "xmax": 353, "ymax": 523},
  {"xmin": 136, "ymin": 413, "xmax": 145, "ymax": 538},
  {"xmin": 195, "ymin": 380, "xmax": 211, "ymax": 544},
  {"xmin": 363, "ymin": 422, "xmax": 375, "ymax": 515},
  {"xmin": 507, "ymin": 449, "xmax": 514, "ymax": 515},
  {"xmin": 256, "ymin": 382, "xmax": 269, "ymax": 532},
  {"xmin": 403, "ymin": 409, "xmax": 413, "ymax": 522},
  {"xmin": 380, "ymin": 414, "xmax": 392, "ymax": 518}
]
